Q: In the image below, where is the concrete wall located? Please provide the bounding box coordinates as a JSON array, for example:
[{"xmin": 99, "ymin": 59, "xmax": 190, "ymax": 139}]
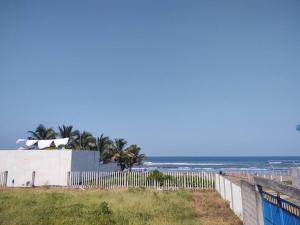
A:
[
  {"xmin": 71, "ymin": 151, "xmax": 119, "ymax": 172},
  {"xmin": 240, "ymin": 181, "xmax": 264, "ymax": 225},
  {"xmin": 290, "ymin": 167, "xmax": 300, "ymax": 188},
  {"xmin": 0, "ymin": 171, "xmax": 8, "ymax": 186},
  {"xmin": 0, "ymin": 150, "xmax": 72, "ymax": 187},
  {"xmin": 231, "ymin": 182, "xmax": 243, "ymax": 219},
  {"xmin": 0, "ymin": 150, "xmax": 119, "ymax": 187},
  {"xmin": 215, "ymin": 174, "xmax": 243, "ymax": 220}
]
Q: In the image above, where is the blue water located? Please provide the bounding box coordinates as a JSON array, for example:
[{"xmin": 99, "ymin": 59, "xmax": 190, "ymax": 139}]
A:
[{"xmin": 136, "ymin": 156, "xmax": 300, "ymax": 173}]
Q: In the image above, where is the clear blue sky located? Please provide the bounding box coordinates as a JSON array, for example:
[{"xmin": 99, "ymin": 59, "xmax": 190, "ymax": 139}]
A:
[{"xmin": 1, "ymin": 0, "xmax": 300, "ymax": 156}]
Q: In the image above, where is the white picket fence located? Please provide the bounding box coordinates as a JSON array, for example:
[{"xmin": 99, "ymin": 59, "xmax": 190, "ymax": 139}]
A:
[
  {"xmin": 0, "ymin": 171, "xmax": 8, "ymax": 187},
  {"xmin": 68, "ymin": 171, "xmax": 215, "ymax": 190},
  {"xmin": 215, "ymin": 174, "xmax": 243, "ymax": 220}
]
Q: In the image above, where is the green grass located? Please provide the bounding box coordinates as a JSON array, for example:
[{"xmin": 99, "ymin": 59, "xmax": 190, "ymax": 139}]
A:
[{"xmin": 0, "ymin": 188, "xmax": 200, "ymax": 225}]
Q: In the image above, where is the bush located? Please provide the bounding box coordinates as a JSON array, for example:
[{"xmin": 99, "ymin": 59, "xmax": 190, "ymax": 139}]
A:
[
  {"xmin": 147, "ymin": 170, "xmax": 173, "ymax": 186},
  {"xmin": 98, "ymin": 201, "xmax": 112, "ymax": 215}
]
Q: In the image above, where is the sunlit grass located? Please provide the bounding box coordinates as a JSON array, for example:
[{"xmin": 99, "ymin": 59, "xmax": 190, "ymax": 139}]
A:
[{"xmin": 0, "ymin": 188, "xmax": 199, "ymax": 225}]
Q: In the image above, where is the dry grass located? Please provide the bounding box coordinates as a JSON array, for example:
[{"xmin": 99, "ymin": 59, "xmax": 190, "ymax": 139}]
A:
[{"xmin": 193, "ymin": 190, "xmax": 242, "ymax": 225}]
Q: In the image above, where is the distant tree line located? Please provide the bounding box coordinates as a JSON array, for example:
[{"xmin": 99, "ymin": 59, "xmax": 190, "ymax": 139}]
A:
[{"xmin": 27, "ymin": 124, "xmax": 146, "ymax": 171}]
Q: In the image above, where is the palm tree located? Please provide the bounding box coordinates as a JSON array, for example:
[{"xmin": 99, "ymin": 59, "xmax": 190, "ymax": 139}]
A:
[
  {"xmin": 125, "ymin": 144, "xmax": 146, "ymax": 172},
  {"xmin": 28, "ymin": 124, "xmax": 57, "ymax": 140},
  {"xmin": 58, "ymin": 125, "xmax": 80, "ymax": 149},
  {"xmin": 97, "ymin": 134, "xmax": 113, "ymax": 163},
  {"xmin": 111, "ymin": 138, "xmax": 128, "ymax": 171},
  {"xmin": 79, "ymin": 131, "xmax": 97, "ymax": 150}
]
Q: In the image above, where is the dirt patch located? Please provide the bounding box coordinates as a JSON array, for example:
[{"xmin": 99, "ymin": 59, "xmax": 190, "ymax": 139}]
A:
[{"xmin": 193, "ymin": 190, "xmax": 242, "ymax": 225}]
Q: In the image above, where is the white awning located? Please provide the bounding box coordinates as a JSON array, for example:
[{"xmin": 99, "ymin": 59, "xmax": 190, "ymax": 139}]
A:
[
  {"xmin": 54, "ymin": 138, "xmax": 69, "ymax": 146},
  {"xmin": 38, "ymin": 140, "xmax": 53, "ymax": 149},
  {"xmin": 16, "ymin": 139, "xmax": 26, "ymax": 144},
  {"xmin": 22, "ymin": 138, "xmax": 70, "ymax": 149},
  {"xmin": 26, "ymin": 139, "xmax": 38, "ymax": 146}
]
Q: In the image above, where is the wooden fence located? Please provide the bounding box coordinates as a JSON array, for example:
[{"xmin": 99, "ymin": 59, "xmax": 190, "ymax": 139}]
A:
[
  {"xmin": 68, "ymin": 171, "xmax": 215, "ymax": 190},
  {"xmin": 0, "ymin": 171, "xmax": 8, "ymax": 187}
]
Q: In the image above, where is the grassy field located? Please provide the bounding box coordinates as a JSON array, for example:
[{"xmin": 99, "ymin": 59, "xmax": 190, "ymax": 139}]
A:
[{"xmin": 0, "ymin": 188, "xmax": 241, "ymax": 225}]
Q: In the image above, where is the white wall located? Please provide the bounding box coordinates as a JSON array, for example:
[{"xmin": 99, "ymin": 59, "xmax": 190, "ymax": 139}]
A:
[
  {"xmin": 0, "ymin": 150, "xmax": 119, "ymax": 187},
  {"xmin": 0, "ymin": 150, "xmax": 72, "ymax": 187},
  {"xmin": 231, "ymin": 182, "xmax": 243, "ymax": 218},
  {"xmin": 224, "ymin": 179, "xmax": 233, "ymax": 207},
  {"xmin": 215, "ymin": 174, "xmax": 243, "ymax": 220},
  {"xmin": 290, "ymin": 167, "xmax": 300, "ymax": 188}
]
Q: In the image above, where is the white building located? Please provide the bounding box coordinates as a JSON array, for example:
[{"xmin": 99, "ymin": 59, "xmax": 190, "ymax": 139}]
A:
[{"xmin": 0, "ymin": 150, "xmax": 119, "ymax": 187}]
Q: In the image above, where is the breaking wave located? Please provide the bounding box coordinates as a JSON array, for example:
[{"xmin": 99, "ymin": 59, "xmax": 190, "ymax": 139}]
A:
[{"xmin": 143, "ymin": 162, "xmax": 225, "ymax": 166}]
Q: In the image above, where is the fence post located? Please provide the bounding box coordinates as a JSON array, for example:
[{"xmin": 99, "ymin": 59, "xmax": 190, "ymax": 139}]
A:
[
  {"xmin": 277, "ymin": 194, "xmax": 286, "ymax": 225},
  {"xmin": 67, "ymin": 171, "xmax": 70, "ymax": 186},
  {"xmin": 223, "ymin": 176, "xmax": 226, "ymax": 198},
  {"xmin": 4, "ymin": 171, "xmax": 8, "ymax": 187},
  {"xmin": 230, "ymin": 181, "xmax": 234, "ymax": 210},
  {"xmin": 31, "ymin": 171, "xmax": 36, "ymax": 187},
  {"xmin": 217, "ymin": 174, "xmax": 221, "ymax": 194}
]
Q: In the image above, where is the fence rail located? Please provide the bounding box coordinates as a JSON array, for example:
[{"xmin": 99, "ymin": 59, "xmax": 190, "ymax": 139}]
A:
[
  {"xmin": 68, "ymin": 171, "xmax": 215, "ymax": 190},
  {"xmin": 0, "ymin": 171, "xmax": 8, "ymax": 187},
  {"xmin": 224, "ymin": 171, "xmax": 290, "ymax": 183}
]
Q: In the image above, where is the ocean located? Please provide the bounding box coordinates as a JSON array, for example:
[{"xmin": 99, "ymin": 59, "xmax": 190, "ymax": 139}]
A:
[{"xmin": 135, "ymin": 156, "xmax": 300, "ymax": 174}]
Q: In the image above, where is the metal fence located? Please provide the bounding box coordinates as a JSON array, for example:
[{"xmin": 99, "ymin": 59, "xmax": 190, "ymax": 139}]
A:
[
  {"xmin": 0, "ymin": 171, "xmax": 8, "ymax": 187},
  {"xmin": 262, "ymin": 191, "xmax": 300, "ymax": 225},
  {"xmin": 68, "ymin": 171, "xmax": 215, "ymax": 190}
]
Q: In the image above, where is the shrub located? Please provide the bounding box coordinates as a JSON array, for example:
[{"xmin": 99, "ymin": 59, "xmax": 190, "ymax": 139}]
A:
[
  {"xmin": 147, "ymin": 170, "xmax": 173, "ymax": 186},
  {"xmin": 98, "ymin": 201, "xmax": 112, "ymax": 215}
]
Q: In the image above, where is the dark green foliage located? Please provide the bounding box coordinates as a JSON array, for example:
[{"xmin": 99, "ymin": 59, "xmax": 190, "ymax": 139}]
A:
[
  {"xmin": 28, "ymin": 124, "xmax": 57, "ymax": 140},
  {"xmin": 79, "ymin": 131, "xmax": 97, "ymax": 150},
  {"xmin": 111, "ymin": 139, "xmax": 146, "ymax": 171},
  {"xmin": 147, "ymin": 170, "xmax": 173, "ymax": 186},
  {"xmin": 125, "ymin": 145, "xmax": 146, "ymax": 171},
  {"xmin": 97, "ymin": 134, "xmax": 113, "ymax": 163},
  {"xmin": 111, "ymin": 138, "xmax": 128, "ymax": 170},
  {"xmin": 58, "ymin": 125, "xmax": 80, "ymax": 149},
  {"xmin": 98, "ymin": 201, "xmax": 112, "ymax": 215}
]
